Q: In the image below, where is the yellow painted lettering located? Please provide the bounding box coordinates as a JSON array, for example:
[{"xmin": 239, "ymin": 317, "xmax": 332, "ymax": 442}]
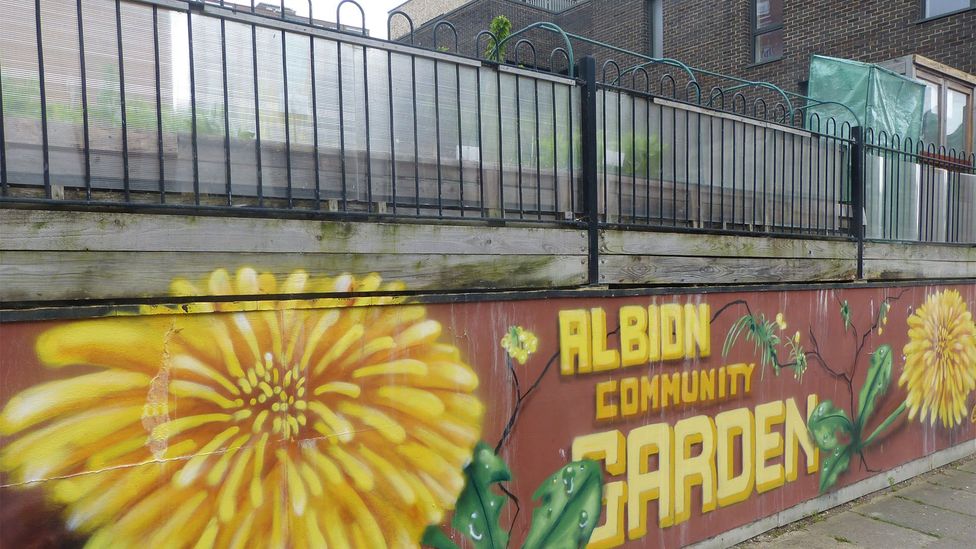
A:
[
  {"xmin": 559, "ymin": 309, "xmax": 590, "ymax": 375},
  {"xmin": 673, "ymin": 415, "xmax": 717, "ymax": 525},
  {"xmin": 715, "ymin": 407, "xmax": 755, "ymax": 507},
  {"xmin": 754, "ymin": 400, "xmax": 786, "ymax": 493}
]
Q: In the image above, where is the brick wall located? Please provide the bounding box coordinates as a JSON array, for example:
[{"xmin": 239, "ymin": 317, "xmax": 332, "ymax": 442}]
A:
[
  {"xmin": 405, "ymin": 0, "xmax": 651, "ymax": 72},
  {"xmin": 390, "ymin": 0, "xmax": 469, "ymax": 39},
  {"xmin": 400, "ymin": 0, "xmax": 974, "ymax": 92},
  {"xmin": 662, "ymin": 0, "xmax": 976, "ymax": 95}
]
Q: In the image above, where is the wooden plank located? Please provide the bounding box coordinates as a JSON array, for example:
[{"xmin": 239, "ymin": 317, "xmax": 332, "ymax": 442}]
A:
[
  {"xmin": 0, "ymin": 251, "xmax": 588, "ymax": 302},
  {"xmin": 863, "ymin": 241, "xmax": 976, "ymax": 262},
  {"xmin": 601, "ymin": 229, "xmax": 855, "ymax": 259},
  {"xmin": 600, "ymin": 255, "xmax": 857, "ymax": 285},
  {"xmin": 862, "ymin": 259, "xmax": 976, "ymax": 280},
  {"xmin": 1, "ymin": 210, "xmax": 587, "ymax": 255}
]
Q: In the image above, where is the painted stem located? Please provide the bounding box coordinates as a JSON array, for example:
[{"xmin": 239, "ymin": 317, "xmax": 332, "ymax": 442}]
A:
[{"xmin": 861, "ymin": 401, "xmax": 907, "ymax": 448}]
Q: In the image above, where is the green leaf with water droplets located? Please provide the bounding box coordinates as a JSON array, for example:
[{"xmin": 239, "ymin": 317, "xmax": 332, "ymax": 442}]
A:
[
  {"xmin": 522, "ymin": 460, "xmax": 604, "ymax": 549},
  {"xmin": 421, "ymin": 525, "xmax": 460, "ymax": 549},
  {"xmin": 856, "ymin": 345, "xmax": 893, "ymax": 432},
  {"xmin": 807, "ymin": 400, "xmax": 854, "ymax": 451},
  {"xmin": 452, "ymin": 441, "xmax": 510, "ymax": 549},
  {"xmin": 819, "ymin": 446, "xmax": 852, "ymax": 493}
]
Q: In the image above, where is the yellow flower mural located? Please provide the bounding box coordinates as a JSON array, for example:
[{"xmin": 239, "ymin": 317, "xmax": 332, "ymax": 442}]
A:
[
  {"xmin": 0, "ymin": 269, "xmax": 483, "ymax": 548},
  {"xmin": 500, "ymin": 326, "xmax": 539, "ymax": 365},
  {"xmin": 899, "ymin": 289, "xmax": 976, "ymax": 428}
]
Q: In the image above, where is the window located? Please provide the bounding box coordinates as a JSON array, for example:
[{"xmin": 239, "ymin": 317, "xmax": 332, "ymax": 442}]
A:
[
  {"xmin": 752, "ymin": 0, "xmax": 783, "ymax": 63},
  {"xmin": 883, "ymin": 55, "xmax": 976, "ymax": 153},
  {"xmin": 922, "ymin": 0, "xmax": 975, "ymax": 19},
  {"xmin": 918, "ymin": 69, "xmax": 975, "ymax": 152}
]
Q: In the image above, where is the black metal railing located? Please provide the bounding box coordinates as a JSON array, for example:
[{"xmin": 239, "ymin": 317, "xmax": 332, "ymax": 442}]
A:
[
  {"xmin": 1, "ymin": 0, "xmax": 973, "ymax": 252},
  {"xmin": 1, "ymin": 0, "xmax": 581, "ymax": 222}
]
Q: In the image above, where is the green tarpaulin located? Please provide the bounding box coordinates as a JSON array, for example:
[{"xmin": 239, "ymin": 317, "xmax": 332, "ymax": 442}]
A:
[{"xmin": 807, "ymin": 55, "xmax": 924, "ymax": 139}]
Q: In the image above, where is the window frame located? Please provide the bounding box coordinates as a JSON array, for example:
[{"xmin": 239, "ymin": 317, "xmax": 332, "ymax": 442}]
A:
[
  {"xmin": 751, "ymin": 0, "xmax": 784, "ymax": 64},
  {"xmin": 916, "ymin": 67, "xmax": 975, "ymax": 154},
  {"xmin": 920, "ymin": 0, "xmax": 976, "ymax": 20}
]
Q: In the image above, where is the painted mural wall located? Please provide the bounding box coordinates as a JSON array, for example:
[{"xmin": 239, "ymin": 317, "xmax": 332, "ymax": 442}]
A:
[{"xmin": 0, "ymin": 270, "xmax": 974, "ymax": 548}]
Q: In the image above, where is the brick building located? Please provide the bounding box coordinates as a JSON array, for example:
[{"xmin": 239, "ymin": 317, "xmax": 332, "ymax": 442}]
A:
[{"xmin": 391, "ymin": 0, "xmax": 975, "ymax": 150}]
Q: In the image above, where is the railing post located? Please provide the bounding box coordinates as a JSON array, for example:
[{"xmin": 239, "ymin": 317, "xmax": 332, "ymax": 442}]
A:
[
  {"xmin": 578, "ymin": 56, "xmax": 600, "ymax": 285},
  {"xmin": 851, "ymin": 126, "xmax": 865, "ymax": 279}
]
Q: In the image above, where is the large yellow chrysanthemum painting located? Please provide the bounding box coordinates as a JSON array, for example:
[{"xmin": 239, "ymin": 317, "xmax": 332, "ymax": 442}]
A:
[
  {"xmin": 0, "ymin": 269, "xmax": 483, "ymax": 548},
  {"xmin": 899, "ymin": 289, "xmax": 976, "ymax": 429}
]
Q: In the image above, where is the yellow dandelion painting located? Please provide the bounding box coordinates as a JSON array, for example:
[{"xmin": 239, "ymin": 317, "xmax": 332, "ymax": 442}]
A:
[
  {"xmin": 500, "ymin": 326, "xmax": 539, "ymax": 365},
  {"xmin": 0, "ymin": 269, "xmax": 483, "ymax": 548},
  {"xmin": 899, "ymin": 289, "xmax": 976, "ymax": 429}
]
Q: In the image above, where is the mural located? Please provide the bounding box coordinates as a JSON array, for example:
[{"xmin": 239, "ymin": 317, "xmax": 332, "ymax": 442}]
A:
[{"xmin": 0, "ymin": 272, "xmax": 973, "ymax": 548}]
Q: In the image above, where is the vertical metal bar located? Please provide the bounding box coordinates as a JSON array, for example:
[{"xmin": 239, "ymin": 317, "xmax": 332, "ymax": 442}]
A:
[
  {"xmin": 712, "ymin": 110, "xmax": 720, "ymax": 229},
  {"xmin": 683, "ymin": 104, "xmax": 689, "ymax": 226},
  {"xmin": 76, "ymin": 0, "xmax": 92, "ymax": 200},
  {"xmin": 337, "ymin": 42, "xmax": 348, "ymax": 211},
  {"xmin": 310, "ymin": 36, "xmax": 321, "ymax": 210},
  {"xmin": 631, "ymin": 94, "xmax": 637, "ymax": 222},
  {"xmin": 534, "ymin": 79, "xmax": 541, "ymax": 220},
  {"xmin": 456, "ymin": 64, "xmax": 465, "ymax": 216},
  {"xmin": 34, "ymin": 0, "xmax": 52, "ymax": 198},
  {"xmin": 434, "ymin": 60, "xmax": 443, "ymax": 217},
  {"xmin": 476, "ymin": 67, "xmax": 485, "ymax": 216},
  {"xmin": 497, "ymin": 68, "xmax": 504, "ymax": 218},
  {"xmin": 515, "ymin": 75, "xmax": 524, "ymax": 218},
  {"xmin": 152, "ymin": 6, "xmax": 164, "ymax": 203},
  {"xmin": 793, "ymin": 133, "xmax": 801, "ymax": 232},
  {"xmin": 850, "ymin": 126, "xmax": 865, "ymax": 278},
  {"xmin": 730, "ymin": 120, "xmax": 737, "ymax": 228},
  {"xmin": 645, "ymin": 95, "xmax": 651, "ymax": 224},
  {"xmin": 616, "ymin": 88, "xmax": 622, "ymax": 222},
  {"xmin": 220, "ymin": 18, "xmax": 232, "ymax": 205},
  {"xmin": 187, "ymin": 9, "xmax": 200, "ymax": 204},
  {"xmin": 696, "ymin": 104, "xmax": 702, "ymax": 226},
  {"xmin": 753, "ymin": 122, "xmax": 759, "ymax": 228},
  {"xmin": 568, "ymin": 84, "xmax": 575, "ymax": 214},
  {"xmin": 362, "ymin": 43, "xmax": 373, "ymax": 211},
  {"xmin": 251, "ymin": 6, "xmax": 264, "ymax": 207},
  {"xmin": 281, "ymin": 26, "xmax": 293, "ymax": 208},
  {"xmin": 0, "ymin": 61, "xmax": 6, "ymax": 194},
  {"xmin": 115, "ymin": 0, "xmax": 130, "ymax": 201},
  {"xmin": 671, "ymin": 102, "xmax": 677, "ymax": 226},
  {"xmin": 387, "ymin": 50, "xmax": 397, "ymax": 215},
  {"xmin": 578, "ymin": 57, "xmax": 600, "ymax": 285},
  {"xmin": 411, "ymin": 55, "xmax": 420, "ymax": 216},
  {"xmin": 551, "ymin": 80, "xmax": 559, "ymax": 219},
  {"xmin": 604, "ymin": 87, "xmax": 610, "ymax": 220}
]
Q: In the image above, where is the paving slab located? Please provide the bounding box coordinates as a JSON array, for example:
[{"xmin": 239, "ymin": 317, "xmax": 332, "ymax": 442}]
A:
[
  {"xmin": 926, "ymin": 468, "xmax": 976, "ymax": 494},
  {"xmin": 803, "ymin": 509, "xmax": 938, "ymax": 549},
  {"xmin": 895, "ymin": 481, "xmax": 976, "ymax": 516},
  {"xmin": 743, "ymin": 528, "xmax": 850, "ymax": 548},
  {"xmin": 923, "ymin": 537, "xmax": 976, "ymax": 549},
  {"xmin": 854, "ymin": 493, "xmax": 976, "ymax": 543},
  {"xmin": 958, "ymin": 459, "xmax": 976, "ymax": 474}
]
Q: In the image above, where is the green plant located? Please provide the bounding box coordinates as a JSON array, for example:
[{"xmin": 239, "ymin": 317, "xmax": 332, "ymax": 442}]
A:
[
  {"xmin": 421, "ymin": 442, "xmax": 603, "ymax": 549},
  {"xmin": 484, "ymin": 16, "xmax": 512, "ymax": 62}
]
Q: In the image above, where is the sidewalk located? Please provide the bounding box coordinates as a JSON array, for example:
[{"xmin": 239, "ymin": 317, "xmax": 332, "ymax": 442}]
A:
[{"xmin": 736, "ymin": 454, "xmax": 976, "ymax": 548}]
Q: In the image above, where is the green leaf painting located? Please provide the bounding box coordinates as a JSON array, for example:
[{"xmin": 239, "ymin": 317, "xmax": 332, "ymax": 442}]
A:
[
  {"xmin": 820, "ymin": 447, "xmax": 853, "ymax": 493},
  {"xmin": 807, "ymin": 400, "xmax": 854, "ymax": 452},
  {"xmin": 840, "ymin": 300, "xmax": 852, "ymax": 332},
  {"xmin": 522, "ymin": 460, "xmax": 603, "ymax": 549},
  {"xmin": 423, "ymin": 443, "xmax": 604, "ymax": 549},
  {"xmin": 452, "ymin": 442, "xmax": 512, "ymax": 549},
  {"xmin": 422, "ymin": 526, "xmax": 461, "ymax": 549},
  {"xmin": 856, "ymin": 345, "xmax": 893, "ymax": 431}
]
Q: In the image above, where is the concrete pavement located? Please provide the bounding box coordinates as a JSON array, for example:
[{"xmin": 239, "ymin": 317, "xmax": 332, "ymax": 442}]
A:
[{"xmin": 736, "ymin": 454, "xmax": 976, "ymax": 548}]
